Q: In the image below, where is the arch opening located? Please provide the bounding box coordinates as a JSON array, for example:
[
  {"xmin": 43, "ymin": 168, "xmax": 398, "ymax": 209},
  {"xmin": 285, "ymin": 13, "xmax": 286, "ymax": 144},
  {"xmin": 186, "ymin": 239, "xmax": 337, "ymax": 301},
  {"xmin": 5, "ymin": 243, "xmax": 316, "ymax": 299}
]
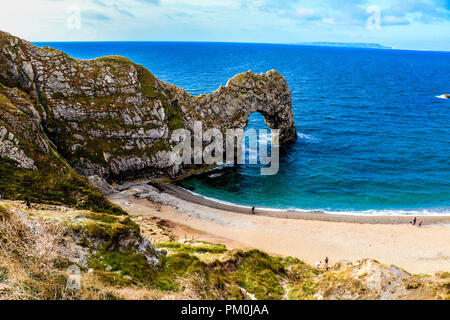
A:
[{"xmin": 242, "ymin": 112, "xmax": 273, "ymax": 165}]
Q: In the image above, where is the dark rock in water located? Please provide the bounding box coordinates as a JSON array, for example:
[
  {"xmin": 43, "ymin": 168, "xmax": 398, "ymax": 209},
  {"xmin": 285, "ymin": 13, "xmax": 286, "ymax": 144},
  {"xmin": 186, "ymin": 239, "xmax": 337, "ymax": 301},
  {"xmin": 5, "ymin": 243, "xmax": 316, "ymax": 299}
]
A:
[{"xmin": 0, "ymin": 30, "xmax": 297, "ymax": 184}]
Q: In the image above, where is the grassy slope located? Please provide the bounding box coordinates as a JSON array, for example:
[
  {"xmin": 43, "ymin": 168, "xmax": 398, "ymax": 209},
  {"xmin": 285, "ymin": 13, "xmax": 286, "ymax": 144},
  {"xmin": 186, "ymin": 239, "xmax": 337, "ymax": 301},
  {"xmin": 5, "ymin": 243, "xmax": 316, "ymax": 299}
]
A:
[{"xmin": 1, "ymin": 201, "xmax": 448, "ymax": 300}]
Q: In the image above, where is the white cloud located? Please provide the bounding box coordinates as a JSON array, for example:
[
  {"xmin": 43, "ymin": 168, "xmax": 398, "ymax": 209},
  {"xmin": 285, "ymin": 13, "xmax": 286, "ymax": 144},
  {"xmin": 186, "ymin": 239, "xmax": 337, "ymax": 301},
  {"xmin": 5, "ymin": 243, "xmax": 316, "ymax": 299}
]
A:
[
  {"xmin": 383, "ymin": 15, "xmax": 411, "ymax": 25},
  {"xmin": 0, "ymin": 0, "xmax": 449, "ymax": 50},
  {"xmin": 296, "ymin": 8, "xmax": 317, "ymax": 19},
  {"xmin": 162, "ymin": 0, "xmax": 241, "ymax": 9},
  {"xmin": 323, "ymin": 17, "xmax": 335, "ymax": 25}
]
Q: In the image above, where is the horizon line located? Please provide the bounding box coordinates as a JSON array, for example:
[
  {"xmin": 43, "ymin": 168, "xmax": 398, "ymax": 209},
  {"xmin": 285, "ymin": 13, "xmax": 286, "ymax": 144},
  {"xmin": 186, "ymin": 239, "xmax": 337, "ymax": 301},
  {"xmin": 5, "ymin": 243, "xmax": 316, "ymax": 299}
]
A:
[{"xmin": 31, "ymin": 40, "xmax": 450, "ymax": 53}]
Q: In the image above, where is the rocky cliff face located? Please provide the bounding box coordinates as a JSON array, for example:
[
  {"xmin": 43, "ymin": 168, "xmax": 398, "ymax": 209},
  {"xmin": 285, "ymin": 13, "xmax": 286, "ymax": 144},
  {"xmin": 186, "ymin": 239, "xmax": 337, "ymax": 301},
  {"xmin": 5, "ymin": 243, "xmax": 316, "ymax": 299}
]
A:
[{"xmin": 0, "ymin": 31, "xmax": 296, "ymax": 184}]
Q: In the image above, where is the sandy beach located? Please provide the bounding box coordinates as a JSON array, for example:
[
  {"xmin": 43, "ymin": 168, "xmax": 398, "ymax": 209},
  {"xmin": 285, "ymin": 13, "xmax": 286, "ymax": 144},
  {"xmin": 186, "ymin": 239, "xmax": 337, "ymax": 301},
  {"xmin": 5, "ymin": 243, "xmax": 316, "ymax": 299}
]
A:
[{"xmin": 109, "ymin": 183, "xmax": 450, "ymax": 275}]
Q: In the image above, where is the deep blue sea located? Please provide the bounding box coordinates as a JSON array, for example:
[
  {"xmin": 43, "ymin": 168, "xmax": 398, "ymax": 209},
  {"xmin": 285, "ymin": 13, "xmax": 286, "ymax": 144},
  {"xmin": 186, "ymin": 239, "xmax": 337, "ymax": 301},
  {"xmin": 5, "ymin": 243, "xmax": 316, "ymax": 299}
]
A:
[{"xmin": 35, "ymin": 42, "xmax": 450, "ymax": 215}]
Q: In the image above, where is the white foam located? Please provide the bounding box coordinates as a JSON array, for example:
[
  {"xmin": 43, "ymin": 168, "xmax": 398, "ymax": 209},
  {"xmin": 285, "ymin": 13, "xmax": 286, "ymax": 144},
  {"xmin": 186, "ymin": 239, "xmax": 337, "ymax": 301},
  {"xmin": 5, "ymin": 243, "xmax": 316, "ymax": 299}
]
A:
[
  {"xmin": 208, "ymin": 173, "xmax": 223, "ymax": 178},
  {"xmin": 436, "ymin": 94, "xmax": 449, "ymax": 99},
  {"xmin": 298, "ymin": 133, "xmax": 319, "ymax": 143},
  {"xmin": 176, "ymin": 187, "xmax": 450, "ymax": 217},
  {"xmin": 302, "ymin": 208, "xmax": 450, "ymax": 217}
]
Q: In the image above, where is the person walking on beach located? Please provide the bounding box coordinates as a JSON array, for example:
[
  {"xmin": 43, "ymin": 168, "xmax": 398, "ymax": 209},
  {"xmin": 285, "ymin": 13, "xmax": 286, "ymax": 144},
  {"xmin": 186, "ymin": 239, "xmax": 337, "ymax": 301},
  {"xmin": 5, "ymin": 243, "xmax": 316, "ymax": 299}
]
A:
[
  {"xmin": 413, "ymin": 217, "xmax": 417, "ymax": 225},
  {"xmin": 418, "ymin": 220, "xmax": 423, "ymax": 228},
  {"xmin": 325, "ymin": 257, "xmax": 330, "ymax": 271},
  {"xmin": 252, "ymin": 206, "xmax": 256, "ymax": 216}
]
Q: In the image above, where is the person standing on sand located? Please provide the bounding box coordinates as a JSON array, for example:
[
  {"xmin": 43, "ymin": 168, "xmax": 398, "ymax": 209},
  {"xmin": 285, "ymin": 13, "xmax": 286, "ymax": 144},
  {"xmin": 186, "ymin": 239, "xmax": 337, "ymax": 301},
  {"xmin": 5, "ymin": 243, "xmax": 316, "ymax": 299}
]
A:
[
  {"xmin": 325, "ymin": 257, "xmax": 330, "ymax": 270},
  {"xmin": 418, "ymin": 220, "xmax": 423, "ymax": 228},
  {"xmin": 413, "ymin": 217, "xmax": 417, "ymax": 225},
  {"xmin": 252, "ymin": 206, "xmax": 256, "ymax": 215}
]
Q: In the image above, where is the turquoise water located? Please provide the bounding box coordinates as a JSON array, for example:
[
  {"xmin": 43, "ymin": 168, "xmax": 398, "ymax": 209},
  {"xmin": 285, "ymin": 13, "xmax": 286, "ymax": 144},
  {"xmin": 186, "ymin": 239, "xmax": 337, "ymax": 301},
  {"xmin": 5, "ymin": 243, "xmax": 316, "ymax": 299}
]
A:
[{"xmin": 35, "ymin": 42, "xmax": 450, "ymax": 215}]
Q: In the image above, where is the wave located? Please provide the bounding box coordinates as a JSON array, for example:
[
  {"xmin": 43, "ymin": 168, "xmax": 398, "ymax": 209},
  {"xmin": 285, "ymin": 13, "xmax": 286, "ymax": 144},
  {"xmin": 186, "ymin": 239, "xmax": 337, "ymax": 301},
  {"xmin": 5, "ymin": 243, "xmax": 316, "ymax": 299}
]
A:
[
  {"xmin": 296, "ymin": 208, "xmax": 450, "ymax": 217},
  {"xmin": 208, "ymin": 172, "xmax": 224, "ymax": 178},
  {"xmin": 298, "ymin": 133, "xmax": 319, "ymax": 143},
  {"xmin": 177, "ymin": 187, "xmax": 450, "ymax": 217}
]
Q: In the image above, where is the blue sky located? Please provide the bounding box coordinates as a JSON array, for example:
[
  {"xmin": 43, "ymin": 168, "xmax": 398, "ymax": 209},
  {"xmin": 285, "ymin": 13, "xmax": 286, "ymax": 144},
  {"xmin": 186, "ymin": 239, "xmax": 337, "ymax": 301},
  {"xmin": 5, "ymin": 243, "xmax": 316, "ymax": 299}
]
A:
[{"xmin": 1, "ymin": 0, "xmax": 449, "ymax": 50}]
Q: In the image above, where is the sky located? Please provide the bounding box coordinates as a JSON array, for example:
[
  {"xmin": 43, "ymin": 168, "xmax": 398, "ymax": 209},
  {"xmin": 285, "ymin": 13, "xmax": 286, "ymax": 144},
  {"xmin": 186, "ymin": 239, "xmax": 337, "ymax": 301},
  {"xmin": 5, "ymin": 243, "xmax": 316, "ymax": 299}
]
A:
[{"xmin": 1, "ymin": 0, "xmax": 449, "ymax": 50}]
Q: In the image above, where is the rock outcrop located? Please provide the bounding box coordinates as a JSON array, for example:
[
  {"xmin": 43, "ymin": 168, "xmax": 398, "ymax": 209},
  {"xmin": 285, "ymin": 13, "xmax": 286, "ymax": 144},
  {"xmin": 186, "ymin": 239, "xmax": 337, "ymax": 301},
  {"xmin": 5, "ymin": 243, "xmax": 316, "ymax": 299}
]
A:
[
  {"xmin": 0, "ymin": 125, "xmax": 36, "ymax": 170},
  {"xmin": 87, "ymin": 175, "xmax": 118, "ymax": 196},
  {"xmin": 0, "ymin": 30, "xmax": 297, "ymax": 184}
]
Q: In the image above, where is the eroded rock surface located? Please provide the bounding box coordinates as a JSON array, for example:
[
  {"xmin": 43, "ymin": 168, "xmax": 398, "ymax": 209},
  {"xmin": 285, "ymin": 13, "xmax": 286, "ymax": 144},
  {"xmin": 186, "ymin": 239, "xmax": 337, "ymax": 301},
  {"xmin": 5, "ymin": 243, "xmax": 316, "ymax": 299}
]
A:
[
  {"xmin": 0, "ymin": 126, "xmax": 36, "ymax": 170},
  {"xmin": 87, "ymin": 175, "xmax": 118, "ymax": 196},
  {"xmin": 0, "ymin": 30, "xmax": 297, "ymax": 183}
]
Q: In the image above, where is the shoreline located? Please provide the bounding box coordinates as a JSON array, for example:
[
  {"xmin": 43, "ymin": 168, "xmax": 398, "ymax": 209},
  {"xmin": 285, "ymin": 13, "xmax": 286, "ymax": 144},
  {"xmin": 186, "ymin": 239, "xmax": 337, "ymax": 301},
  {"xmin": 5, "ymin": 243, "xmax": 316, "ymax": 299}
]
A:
[
  {"xmin": 109, "ymin": 183, "xmax": 450, "ymax": 274},
  {"xmin": 151, "ymin": 182, "xmax": 450, "ymax": 225}
]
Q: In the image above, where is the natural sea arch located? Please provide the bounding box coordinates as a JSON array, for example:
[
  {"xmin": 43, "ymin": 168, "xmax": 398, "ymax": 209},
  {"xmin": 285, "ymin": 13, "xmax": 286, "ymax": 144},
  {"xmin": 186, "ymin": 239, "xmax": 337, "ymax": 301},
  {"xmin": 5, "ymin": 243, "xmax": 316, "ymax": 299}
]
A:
[
  {"xmin": 181, "ymin": 70, "xmax": 298, "ymax": 145},
  {"xmin": 174, "ymin": 70, "xmax": 297, "ymax": 173}
]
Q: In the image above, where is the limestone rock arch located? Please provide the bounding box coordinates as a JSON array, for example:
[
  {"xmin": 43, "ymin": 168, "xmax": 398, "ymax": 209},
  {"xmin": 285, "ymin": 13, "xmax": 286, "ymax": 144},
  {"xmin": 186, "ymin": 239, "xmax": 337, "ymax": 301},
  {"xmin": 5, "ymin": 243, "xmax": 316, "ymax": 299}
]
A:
[
  {"xmin": 178, "ymin": 70, "xmax": 298, "ymax": 144},
  {"xmin": 0, "ymin": 30, "xmax": 298, "ymax": 181}
]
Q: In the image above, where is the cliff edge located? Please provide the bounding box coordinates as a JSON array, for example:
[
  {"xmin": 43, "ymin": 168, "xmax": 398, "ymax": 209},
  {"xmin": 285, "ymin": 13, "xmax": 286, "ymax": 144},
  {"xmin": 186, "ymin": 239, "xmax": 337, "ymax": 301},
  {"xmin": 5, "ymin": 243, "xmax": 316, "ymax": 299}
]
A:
[{"xmin": 0, "ymin": 30, "xmax": 297, "ymax": 185}]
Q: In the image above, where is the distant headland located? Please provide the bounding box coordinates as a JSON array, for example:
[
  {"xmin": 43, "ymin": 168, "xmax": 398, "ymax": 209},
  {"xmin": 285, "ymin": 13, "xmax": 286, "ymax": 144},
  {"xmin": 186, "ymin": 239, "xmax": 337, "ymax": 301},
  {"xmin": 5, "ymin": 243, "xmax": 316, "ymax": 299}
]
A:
[{"xmin": 297, "ymin": 42, "xmax": 393, "ymax": 49}]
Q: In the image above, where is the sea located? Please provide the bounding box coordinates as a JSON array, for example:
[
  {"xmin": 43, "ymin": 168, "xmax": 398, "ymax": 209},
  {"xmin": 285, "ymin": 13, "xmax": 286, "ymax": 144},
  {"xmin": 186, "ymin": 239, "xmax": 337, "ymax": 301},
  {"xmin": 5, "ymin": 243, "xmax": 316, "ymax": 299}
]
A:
[{"xmin": 34, "ymin": 41, "xmax": 450, "ymax": 216}]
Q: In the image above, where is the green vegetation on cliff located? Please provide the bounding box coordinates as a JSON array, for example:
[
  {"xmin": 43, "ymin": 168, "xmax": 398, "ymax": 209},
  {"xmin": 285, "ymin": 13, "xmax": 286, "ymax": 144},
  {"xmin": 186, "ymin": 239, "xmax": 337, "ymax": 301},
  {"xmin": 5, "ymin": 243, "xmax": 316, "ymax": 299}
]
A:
[
  {"xmin": 135, "ymin": 64, "xmax": 184, "ymax": 130},
  {"xmin": 0, "ymin": 202, "xmax": 152, "ymax": 299},
  {"xmin": 0, "ymin": 202, "xmax": 449, "ymax": 300},
  {"xmin": 0, "ymin": 157, "xmax": 125, "ymax": 216},
  {"xmin": 1, "ymin": 30, "xmax": 298, "ymax": 187},
  {"xmin": 0, "ymin": 77, "xmax": 125, "ymax": 215},
  {"xmin": 89, "ymin": 245, "xmax": 291, "ymax": 299}
]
